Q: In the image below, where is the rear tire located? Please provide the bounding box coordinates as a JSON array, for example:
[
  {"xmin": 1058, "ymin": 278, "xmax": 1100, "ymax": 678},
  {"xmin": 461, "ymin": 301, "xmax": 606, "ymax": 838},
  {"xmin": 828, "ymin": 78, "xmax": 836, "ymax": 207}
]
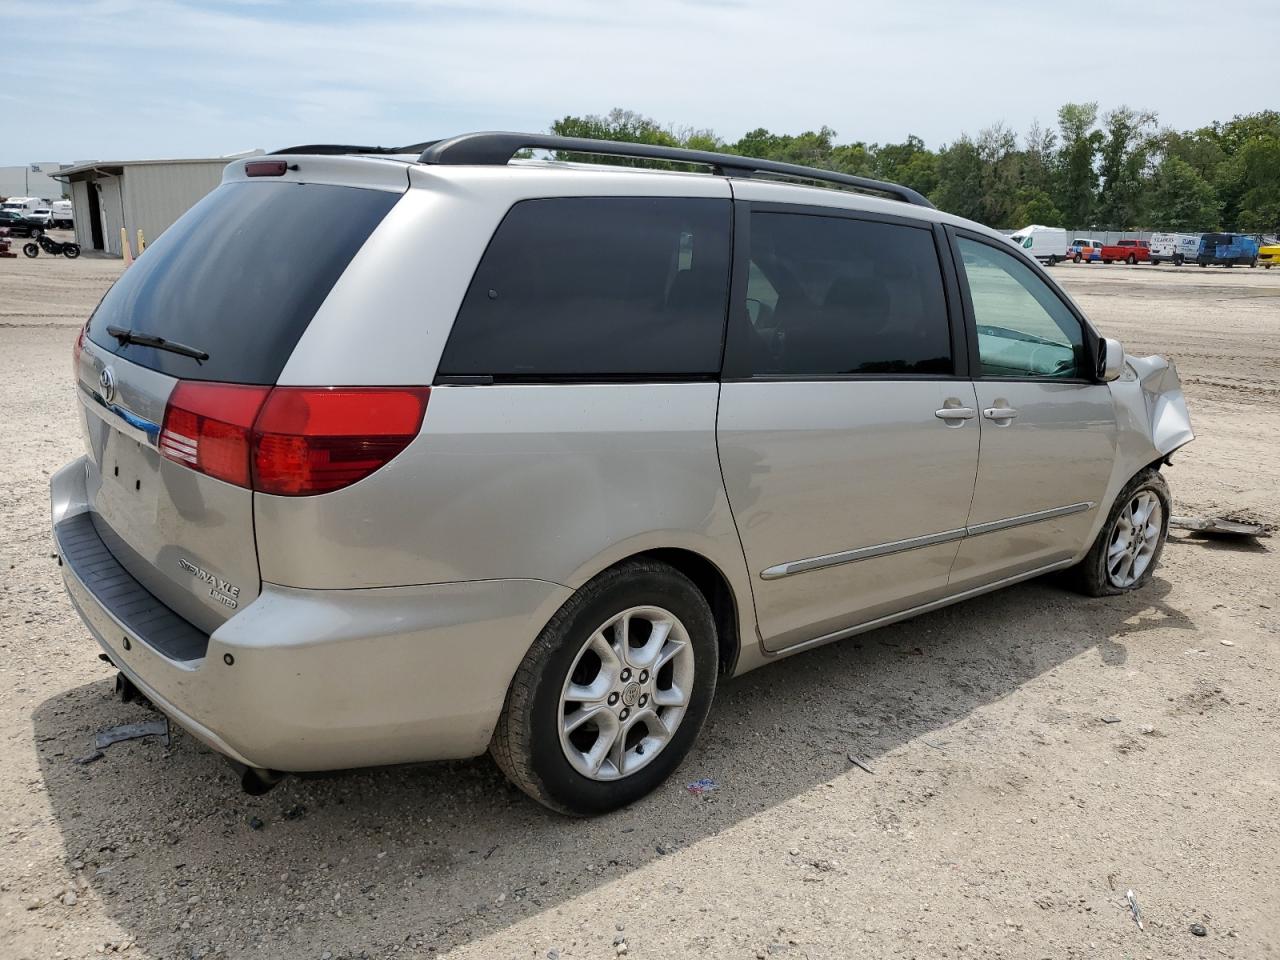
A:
[
  {"xmin": 1069, "ymin": 468, "xmax": 1170, "ymax": 597},
  {"xmin": 1126, "ymin": 254, "xmax": 1137, "ymax": 265},
  {"xmin": 63, "ymin": 243, "xmax": 80, "ymax": 259},
  {"xmin": 490, "ymin": 560, "xmax": 718, "ymax": 815}
]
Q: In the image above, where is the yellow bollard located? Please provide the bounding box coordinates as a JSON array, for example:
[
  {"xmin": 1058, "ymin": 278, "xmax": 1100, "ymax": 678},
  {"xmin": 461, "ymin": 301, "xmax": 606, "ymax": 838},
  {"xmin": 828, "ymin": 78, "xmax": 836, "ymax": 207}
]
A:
[
  {"xmin": 120, "ymin": 227, "xmax": 133, "ymax": 267},
  {"xmin": 136, "ymin": 228, "xmax": 145, "ymax": 253}
]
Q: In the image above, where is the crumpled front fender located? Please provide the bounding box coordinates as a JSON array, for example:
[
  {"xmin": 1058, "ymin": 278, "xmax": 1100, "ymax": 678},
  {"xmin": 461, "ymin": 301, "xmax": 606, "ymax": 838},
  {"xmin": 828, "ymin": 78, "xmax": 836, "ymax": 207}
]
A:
[{"xmin": 1120, "ymin": 353, "xmax": 1195, "ymax": 458}]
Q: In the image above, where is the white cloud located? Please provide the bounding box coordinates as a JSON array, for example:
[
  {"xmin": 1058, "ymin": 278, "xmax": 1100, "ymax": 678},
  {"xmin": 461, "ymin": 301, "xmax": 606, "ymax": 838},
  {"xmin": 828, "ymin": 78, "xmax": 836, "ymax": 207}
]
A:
[{"xmin": 4, "ymin": 0, "xmax": 1278, "ymax": 162}]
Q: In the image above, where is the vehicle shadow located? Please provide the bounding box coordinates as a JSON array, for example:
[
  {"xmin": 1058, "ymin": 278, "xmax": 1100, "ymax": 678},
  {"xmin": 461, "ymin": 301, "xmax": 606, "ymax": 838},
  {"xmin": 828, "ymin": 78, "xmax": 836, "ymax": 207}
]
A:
[{"xmin": 32, "ymin": 575, "xmax": 1191, "ymax": 956}]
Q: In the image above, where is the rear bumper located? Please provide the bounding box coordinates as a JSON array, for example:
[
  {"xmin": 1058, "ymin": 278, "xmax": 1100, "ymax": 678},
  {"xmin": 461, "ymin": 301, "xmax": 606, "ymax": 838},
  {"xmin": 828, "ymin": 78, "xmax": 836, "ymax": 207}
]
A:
[{"xmin": 51, "ymin": 457, "xmax": 571, "ymax": 772}]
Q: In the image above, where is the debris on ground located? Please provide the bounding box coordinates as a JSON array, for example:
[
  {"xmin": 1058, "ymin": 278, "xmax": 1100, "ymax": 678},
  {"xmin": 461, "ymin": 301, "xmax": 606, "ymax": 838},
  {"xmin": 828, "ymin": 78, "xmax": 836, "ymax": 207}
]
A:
[
  {"xmin": 1190, "ymin": 922, "xmax": 1207, "ymax": 937},
  {"xmin": 846, "ymin": 753, "xmax": 875, "ymax": 774},
  {"xmin": 1125, "ymin": 889, "xmax": 1144, "ymax": 931},
  {"xmin": 94, "ymin": 718, "xmax": 170, "ymax": 751},
  {"xmin": 686, "ymin": 777, "xmax": 718, "ymax": 796},
  {"xmin": 1170, "ymin": 515, "xmax": 1271, "ymax": 539},
  {"xmin": 72, "ymin": 750, "xmax": 104, "ymax": 765},
  {"xmin": 1101, "ymin": 716, "xmax": 1122, "ymax": 724},
  {"xmin": 282, "ymin": 803, "xmax": 307, "ymax": 821},
  {"xmin": 247, "ymin": 816, "xmax": 264, "ymax": 831}
]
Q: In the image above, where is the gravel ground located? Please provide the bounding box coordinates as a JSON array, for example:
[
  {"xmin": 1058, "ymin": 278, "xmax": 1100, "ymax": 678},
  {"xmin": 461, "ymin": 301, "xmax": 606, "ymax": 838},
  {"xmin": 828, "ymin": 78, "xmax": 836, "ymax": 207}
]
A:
[{"xmin": 1, "ymin": 251, "xmax": 1277, "ymax": 960}]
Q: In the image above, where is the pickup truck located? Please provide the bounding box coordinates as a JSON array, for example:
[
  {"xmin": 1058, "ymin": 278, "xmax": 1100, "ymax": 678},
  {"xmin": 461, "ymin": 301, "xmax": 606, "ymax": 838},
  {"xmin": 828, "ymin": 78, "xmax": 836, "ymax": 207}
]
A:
[{"xmin": 1100, "ymin": 240, "xmax": 1149, "ymax": 264}]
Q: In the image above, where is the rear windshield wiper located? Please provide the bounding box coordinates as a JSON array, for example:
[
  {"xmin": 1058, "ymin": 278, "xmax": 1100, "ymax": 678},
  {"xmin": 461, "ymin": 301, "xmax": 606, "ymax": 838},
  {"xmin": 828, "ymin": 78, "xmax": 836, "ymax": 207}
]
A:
[{"xmin": 105, "ymin": 325, "xmax": 209, "ymax": 364}]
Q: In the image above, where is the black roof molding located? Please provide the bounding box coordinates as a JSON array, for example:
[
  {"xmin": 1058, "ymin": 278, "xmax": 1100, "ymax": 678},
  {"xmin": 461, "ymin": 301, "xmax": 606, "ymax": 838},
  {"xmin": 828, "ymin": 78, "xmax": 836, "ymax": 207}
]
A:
[
  {"xmin": 271, "ymin": 141, "xmax": 440, "ymax": 157},
  {"xmin": 418, "ymin": 131, "xmax": 934, "ymax": 208}
]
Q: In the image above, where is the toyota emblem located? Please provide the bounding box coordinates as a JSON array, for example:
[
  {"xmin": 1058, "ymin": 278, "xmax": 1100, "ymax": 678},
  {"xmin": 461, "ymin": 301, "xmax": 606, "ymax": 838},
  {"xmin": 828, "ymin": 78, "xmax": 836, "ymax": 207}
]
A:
[{"xmin": 99, "ymin": 366, "xmax": 116, "ymax": 403}]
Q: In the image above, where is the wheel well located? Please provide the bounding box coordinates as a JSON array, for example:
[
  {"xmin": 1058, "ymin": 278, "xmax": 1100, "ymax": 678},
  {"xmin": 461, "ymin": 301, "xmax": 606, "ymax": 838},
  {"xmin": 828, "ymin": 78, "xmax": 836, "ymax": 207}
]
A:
[{"xmin": 629, "ymin": 548, "xmax": 740, "ymax": 676}]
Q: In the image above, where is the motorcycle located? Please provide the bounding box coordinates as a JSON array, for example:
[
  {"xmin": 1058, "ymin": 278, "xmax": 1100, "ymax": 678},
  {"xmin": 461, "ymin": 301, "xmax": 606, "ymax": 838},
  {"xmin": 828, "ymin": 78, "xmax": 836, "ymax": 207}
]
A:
[{"xmin": 22, "ymin": 234, "xmax": 80, "ymax": 259}]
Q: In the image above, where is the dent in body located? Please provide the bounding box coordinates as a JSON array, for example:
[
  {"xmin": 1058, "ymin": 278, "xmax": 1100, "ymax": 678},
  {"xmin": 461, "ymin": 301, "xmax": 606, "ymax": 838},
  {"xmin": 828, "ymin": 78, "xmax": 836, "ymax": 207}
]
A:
[{"xmin": 1083, "ymin": 354, "xmax": 1194, "ymax": 553}]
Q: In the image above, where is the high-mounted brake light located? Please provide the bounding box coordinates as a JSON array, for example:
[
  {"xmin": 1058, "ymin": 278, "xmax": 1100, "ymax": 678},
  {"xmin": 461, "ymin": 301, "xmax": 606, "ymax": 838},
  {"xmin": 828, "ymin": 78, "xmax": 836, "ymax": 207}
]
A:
[
  {"xmin": 245, "ymin": 160, "xmax": 289, "ymax": 177},
  {"xmin": 158, "ymin": 384, "xmax": 430, "ymax": 496}
]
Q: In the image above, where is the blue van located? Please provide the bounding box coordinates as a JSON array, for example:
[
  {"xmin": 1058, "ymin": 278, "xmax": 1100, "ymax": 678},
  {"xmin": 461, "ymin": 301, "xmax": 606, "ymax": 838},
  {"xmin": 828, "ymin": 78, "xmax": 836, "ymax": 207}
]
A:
[{"xmin": 1197, "ymin": 233, "xmax": 1260, "ymax": 267}]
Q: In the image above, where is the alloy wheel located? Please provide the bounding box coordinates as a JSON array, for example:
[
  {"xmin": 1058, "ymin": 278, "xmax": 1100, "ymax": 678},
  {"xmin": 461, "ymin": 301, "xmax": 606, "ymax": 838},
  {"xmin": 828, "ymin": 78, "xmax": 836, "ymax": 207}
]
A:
[
  {"xmin": 1106, "ymin": 490, "xmax": 1163, "ymax": 588},
  {"xmin": 558, "ymin": 605, "xmax": 695, "ymax": 781}
]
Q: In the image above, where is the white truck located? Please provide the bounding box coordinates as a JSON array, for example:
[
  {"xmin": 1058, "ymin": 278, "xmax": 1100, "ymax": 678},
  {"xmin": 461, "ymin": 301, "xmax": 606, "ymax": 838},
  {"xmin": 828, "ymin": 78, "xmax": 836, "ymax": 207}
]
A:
[
  {"xmin": 1008, "ymin": 224, "xmax": 1069, "ymax": 265},
  {"xmin": 0, "ymin": 196, "xmax": 48, "ymax": 217},
  {"xmin": 50, "ymin": 200, "xmax": 73, "ymax": 229},
  {"xmin": 1148, "ymin": 232, "xmax": 1200, "ymax": 266}
]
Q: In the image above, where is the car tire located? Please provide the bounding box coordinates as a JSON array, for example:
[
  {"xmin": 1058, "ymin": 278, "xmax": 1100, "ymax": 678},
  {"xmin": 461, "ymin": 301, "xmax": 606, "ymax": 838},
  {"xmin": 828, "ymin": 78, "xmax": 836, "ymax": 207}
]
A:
[
  {"xmin": 1073, "ymin": 253, "xmax": 1082, "ymax": 263},
  {"xmin": 1070, "ymin": 468, "xmax": 1171, "ymax": 597},
  {"xmin": 490, "ymin": 559, "xmax": 718, "ymax": 815},
  {"xmin": 1103, "ymin": 259, "xmax": 1112, "ymax": 264},
  {"xmin": 1127, "ymin": 254, "xmax": 1137, "ymax": 265},
  {"xmin": 29, "ymin": 227, "xmax": 42, "ymax": 239}
]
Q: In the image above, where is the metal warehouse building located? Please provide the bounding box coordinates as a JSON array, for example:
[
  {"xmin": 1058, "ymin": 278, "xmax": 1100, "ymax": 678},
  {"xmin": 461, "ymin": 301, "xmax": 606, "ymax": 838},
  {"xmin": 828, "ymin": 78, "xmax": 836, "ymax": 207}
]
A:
[{"xmin": 53, "ymin": 156, "xmax": 253, "ymax": 256}]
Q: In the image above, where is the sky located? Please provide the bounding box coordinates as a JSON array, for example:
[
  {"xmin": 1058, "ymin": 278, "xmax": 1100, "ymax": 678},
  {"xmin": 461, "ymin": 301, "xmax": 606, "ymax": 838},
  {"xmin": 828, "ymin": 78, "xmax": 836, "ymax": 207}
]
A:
[{"xmin": 4, "ymin": 0, "xmax": 1279, "ymax": 164}]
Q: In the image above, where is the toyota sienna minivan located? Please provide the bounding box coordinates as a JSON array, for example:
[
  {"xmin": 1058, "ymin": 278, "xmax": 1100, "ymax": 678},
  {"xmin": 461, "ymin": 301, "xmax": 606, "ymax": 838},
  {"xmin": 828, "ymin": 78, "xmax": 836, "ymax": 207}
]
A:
[{"xmin": 51, "ymin": 132, "xmax": 1194, "ymax": 814}]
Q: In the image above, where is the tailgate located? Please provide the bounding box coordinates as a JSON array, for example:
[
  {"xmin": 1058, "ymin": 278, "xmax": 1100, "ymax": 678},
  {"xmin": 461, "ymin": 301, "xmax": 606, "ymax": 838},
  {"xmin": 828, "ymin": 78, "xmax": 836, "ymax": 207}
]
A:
[
  {"xmin": 76, "ymin": 343, "xmax": 259, "ymax": 634},
  {"xmin": 71, "ymin": 174, "xmax": 403, "ymax": 637}
]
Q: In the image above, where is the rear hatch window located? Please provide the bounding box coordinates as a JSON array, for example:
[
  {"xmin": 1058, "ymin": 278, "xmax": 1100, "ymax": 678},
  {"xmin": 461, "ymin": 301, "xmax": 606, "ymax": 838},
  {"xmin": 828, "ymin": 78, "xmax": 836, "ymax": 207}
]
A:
[{"xmin": 87, "ymin": 180, "xmax": 400, "ymax": 384}]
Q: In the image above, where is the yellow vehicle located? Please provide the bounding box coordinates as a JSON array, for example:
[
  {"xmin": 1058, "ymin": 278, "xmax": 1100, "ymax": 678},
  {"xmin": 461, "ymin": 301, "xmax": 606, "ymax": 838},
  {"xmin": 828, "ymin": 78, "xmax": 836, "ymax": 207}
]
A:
[{"xmin": 1259, "ymin": 243, "xmax": 1280, "ymax": 269}]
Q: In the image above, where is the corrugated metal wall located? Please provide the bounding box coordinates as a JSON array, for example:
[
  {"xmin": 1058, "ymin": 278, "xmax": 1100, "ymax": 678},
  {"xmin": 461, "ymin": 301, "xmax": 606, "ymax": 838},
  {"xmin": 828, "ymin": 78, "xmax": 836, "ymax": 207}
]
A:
[
  {"xmin": 70, "ymin": 180, "xmax": 91, "ymax": 250},
  {"xmin": 98, "ymin": 176, "xmax": 126, "ymax": 255},
  {"xmin": 123, "ymin": 162, "xmax": 227, "ymax": 250},
  {"xmin": 63, "ymin": 162, "xmax": 229, "ymax": 257}
]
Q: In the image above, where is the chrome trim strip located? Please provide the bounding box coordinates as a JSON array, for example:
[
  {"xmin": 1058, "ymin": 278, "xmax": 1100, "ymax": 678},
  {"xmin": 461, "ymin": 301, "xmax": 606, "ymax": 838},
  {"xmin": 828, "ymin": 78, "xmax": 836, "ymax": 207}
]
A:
[
  {"xmin": 78, "ymin": 384, "xmax": 160, "ymax": 447},
  {"xmin": 759, "ymin": 502, "xmax": 1095, "ymax": 581},
  {"xmin": 964, "ymin": 501, "xmax": 1093, "ymax": 538},
  {"xmin": 760, "ymin": 527, "xmax": 967, "ymax": 580},
  {"xmin": 765, "ymin": 557, "xmax": 1077, "ymax": 657}
]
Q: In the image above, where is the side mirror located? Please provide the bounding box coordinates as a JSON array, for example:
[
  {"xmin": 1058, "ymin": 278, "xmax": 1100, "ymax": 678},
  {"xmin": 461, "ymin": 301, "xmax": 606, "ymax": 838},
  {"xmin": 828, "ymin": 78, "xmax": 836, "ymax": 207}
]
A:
[{"xmin": 1098, "ymin": 336, "xmax": 1125, "ymax": 382}]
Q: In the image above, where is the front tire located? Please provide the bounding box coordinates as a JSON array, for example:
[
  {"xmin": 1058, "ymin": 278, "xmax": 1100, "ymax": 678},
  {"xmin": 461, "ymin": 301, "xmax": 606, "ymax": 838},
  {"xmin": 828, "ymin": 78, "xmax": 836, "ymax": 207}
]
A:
[
  {"xmin": 22, "ymin": 242, "xmax": 38, "ymax": 258},
  {"xmin": 1073, "ymin": 253, "xmax": 1082, "ymax": 263},
  {"xmin": 491, "ymin": 560, "xmax": 718, "ymax": 815},
  {"xmin": 1070, "ymin": 468, "xmax": 1170, "ymax": 597}
]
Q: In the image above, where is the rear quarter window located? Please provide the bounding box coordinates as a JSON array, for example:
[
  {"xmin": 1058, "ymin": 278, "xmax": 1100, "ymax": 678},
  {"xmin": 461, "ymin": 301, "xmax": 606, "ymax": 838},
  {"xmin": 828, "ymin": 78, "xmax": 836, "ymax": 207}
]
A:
[
  {"xmin": 87, "ymin": 181, "xmax": 400, "ymax": 384},
  {"xmin": 437, "ymin": 197, "xmax": 732, "ymax": 379}
]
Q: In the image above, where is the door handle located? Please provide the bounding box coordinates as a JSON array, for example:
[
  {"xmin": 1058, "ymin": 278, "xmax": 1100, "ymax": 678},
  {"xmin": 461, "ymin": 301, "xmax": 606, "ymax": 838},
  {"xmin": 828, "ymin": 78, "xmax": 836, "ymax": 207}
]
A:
[
  {"xmin": 934, "ymin": 406, "xmax": 976, "ymax": 421},
  {"xmin": 982, "ymin": 406, "xmax": 1019, "ymax": 421}
]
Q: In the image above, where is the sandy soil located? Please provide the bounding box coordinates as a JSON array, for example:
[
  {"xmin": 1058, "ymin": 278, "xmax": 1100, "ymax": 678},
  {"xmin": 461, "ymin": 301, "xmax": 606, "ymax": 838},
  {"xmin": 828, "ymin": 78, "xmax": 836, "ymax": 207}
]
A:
[{"xmin": 0, "ymin": 253, "xmax": 1276, "ymax": 960}]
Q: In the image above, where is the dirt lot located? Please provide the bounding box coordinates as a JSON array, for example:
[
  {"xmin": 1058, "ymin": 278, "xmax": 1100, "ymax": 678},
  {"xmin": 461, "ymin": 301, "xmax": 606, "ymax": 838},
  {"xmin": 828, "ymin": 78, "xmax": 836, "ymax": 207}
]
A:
[{"xmin": 1, "ymin": 252, "xmax": 1277, "ymax": 960}]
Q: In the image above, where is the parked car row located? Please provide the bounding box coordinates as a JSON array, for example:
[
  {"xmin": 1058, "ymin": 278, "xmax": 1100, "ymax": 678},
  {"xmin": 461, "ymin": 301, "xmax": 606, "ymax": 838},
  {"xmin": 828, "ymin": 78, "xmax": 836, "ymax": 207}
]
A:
[
  {"xmin": 0, "ymin": 196, "xmax": 72, "ymax": 229},
  {"xmin": 1011, "ymin": 225, "xmax": 1268, "ymax": 268}
]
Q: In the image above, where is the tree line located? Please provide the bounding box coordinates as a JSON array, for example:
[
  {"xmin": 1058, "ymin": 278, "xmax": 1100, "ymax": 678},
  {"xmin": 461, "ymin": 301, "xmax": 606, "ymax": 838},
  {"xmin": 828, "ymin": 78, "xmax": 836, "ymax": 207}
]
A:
[{"xmin": 550, "ymin": 107, "xmax": 1280, "ymax": 234}]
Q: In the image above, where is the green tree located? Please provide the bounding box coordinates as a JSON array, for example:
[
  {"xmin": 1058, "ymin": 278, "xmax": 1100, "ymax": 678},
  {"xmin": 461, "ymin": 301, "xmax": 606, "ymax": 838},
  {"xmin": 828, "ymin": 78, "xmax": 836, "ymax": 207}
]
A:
[
  {"xmin": 1011, "ymin": 187, "xmax": 1063, "ymax": 227},
  {"xmin": 1057, "ymin": 102, "xmax": 1102, "ymax": 227},
  {"xmin": 1234, "ymin": 137, "xmax": 1280, "ymax": 233},
  {"xmin": 1146, "ymin": 157, "xmax": 1219, "ymax": 231},
  {"xmin": 1096, "ymin": 106, "xmax": 1158, "ymax": 228},
  {"xmin": 874, "ymin": 135, "xmax": 939, "ymax": 196},
  {"xmin": 931, "ymin": 136, "xmax": 985, "ymax": 222}
]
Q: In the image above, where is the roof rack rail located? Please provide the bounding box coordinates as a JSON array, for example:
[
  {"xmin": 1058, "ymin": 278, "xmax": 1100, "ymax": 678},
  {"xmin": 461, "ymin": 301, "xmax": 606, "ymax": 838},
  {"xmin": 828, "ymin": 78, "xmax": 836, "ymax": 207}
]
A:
[
  {"xmin": 418, "ymin": 132, "xmax": 934, "ymax": 208},
  {"xmin": 271, "ymin": 141, "xmax": 440, "ymax": 157}
]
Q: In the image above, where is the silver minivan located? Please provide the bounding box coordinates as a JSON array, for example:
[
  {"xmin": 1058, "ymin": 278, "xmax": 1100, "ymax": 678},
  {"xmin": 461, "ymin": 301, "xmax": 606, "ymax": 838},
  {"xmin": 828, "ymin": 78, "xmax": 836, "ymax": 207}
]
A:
[{"xmin": 51, "ymin": 133, "xmax": 1193, "ymax": 814}]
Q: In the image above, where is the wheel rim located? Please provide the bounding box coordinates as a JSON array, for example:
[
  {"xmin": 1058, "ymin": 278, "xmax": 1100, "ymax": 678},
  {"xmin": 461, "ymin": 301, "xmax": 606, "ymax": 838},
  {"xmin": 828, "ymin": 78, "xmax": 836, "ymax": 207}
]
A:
[
  {"xmin": 1106, "ymin": 491, "xmax": 1163, "ymax": 588},
  {"xmin": 558, "ymin": 605, "xmax": 695, "ymax": 782}
]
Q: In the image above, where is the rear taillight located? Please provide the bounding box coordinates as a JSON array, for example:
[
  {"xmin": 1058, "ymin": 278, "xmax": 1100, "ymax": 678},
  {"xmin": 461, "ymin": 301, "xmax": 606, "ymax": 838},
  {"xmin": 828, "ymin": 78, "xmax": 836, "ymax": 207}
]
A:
[
  {"xmin": 252, "ymin": 388, "xmax": 430, "ymax": 496},
  {"xmin": 158, "ymin": 384, "xmax": 429, "ymax": 496},
  {"xmin": 73, "ymin": 324, "xmax": 87, "ymax": 375},
  {"xmin": 160, "ymin": 383, "xmax": 271, "ymax": 487}
]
